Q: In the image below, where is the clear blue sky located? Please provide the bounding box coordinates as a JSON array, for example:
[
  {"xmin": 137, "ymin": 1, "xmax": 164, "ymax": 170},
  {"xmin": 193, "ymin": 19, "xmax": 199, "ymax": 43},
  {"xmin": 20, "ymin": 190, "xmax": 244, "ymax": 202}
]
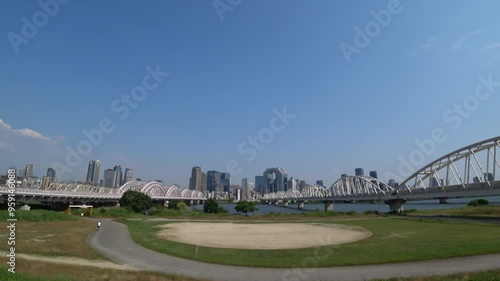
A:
[{"xmin": 1, "ymin": 0, "xmax": 499, "ymax": 187}]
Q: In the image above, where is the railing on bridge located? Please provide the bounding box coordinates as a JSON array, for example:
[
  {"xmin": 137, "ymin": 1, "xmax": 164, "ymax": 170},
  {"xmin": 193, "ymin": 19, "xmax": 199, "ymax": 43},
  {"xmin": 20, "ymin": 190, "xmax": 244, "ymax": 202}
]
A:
[{"xmin": 0, "ymin": 180, "xmax": 206, "ymax": 200}]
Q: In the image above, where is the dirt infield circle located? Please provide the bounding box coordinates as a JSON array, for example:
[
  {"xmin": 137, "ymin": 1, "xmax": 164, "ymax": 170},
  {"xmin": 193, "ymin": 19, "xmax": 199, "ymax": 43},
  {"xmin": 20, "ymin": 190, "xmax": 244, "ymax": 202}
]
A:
[{"xmin": 156, "ymin": 222, "xmax": 372, "ymax": 250}]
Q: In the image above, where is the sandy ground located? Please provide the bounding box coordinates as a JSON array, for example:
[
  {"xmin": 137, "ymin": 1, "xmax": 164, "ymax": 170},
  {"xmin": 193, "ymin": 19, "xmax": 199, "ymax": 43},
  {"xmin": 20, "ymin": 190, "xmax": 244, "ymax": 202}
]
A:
[
  {"xmin": 0, "ymin": 251, "xmax": 137, "ymax": 270},
  {"xmin": 156, "ymin": 222, "xmax": 372, "ymax": 249}
]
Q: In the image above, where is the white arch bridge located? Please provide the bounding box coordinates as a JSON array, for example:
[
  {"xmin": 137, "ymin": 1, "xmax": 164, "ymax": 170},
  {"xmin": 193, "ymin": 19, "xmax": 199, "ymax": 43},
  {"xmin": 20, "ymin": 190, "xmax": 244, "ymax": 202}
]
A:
[
  {"xmin": 262, "ymin": 136, "xmax": 500, "ymax": 212},
  {"xmin": 0, "ymin": 180, "xmax": 206, "ymax": 207}
]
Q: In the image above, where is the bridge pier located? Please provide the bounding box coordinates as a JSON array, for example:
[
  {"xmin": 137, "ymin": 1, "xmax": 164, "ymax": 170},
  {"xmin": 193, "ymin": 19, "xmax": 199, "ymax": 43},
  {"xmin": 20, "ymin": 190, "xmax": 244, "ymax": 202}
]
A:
[
  {"xmin": 189, "ymin": 200, "xmax": 194, "ymax": 206},
  {"xmin": 384, "ymin": 199, "xmax": 406, "ymax": 213},
  {"xmin": 164, "ymin": 200, "xmax": 169, "ymax": 208},
  {"xmin": 283, "ymin": 201, "xmax": 289, "ymax": 207},
  {"xmin": 438, "ymin": 197, "xmax": 448, "ymax": 204},
  {"xmin": 323, "ymin": 200, "xmax": 334, "ymax": 212},
  {"xmin": 298, "ymin": 201, "xmax": 305, "ymax": 210},
  {"xmin": 274, "ymin": 201, "xmax": 280, "ymax": 206}
]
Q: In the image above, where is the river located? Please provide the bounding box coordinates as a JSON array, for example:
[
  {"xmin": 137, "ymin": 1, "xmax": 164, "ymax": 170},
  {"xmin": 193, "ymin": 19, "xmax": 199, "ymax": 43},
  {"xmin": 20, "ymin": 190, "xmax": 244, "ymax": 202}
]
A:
[{"xmin": 190, "ymin": 196, "xmax": 500, "ymax": 215}]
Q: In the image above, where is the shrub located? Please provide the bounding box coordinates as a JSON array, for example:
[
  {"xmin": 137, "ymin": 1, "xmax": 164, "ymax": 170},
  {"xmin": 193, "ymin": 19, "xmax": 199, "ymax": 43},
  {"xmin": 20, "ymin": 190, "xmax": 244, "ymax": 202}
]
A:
[
  {"xmin": 203, "ymin": 199, "xmax": 227, "ymax": 214},
  {"xmin": 468, "ymin": 200, "xmax": 479, "ymax": 207},
  {"xmin": 119, "ymin": 190, "xmax": 154, "ymax": 213},
  {"xmin": 477, "ymin": 199, "xmax": 489, "ymax": 205}
]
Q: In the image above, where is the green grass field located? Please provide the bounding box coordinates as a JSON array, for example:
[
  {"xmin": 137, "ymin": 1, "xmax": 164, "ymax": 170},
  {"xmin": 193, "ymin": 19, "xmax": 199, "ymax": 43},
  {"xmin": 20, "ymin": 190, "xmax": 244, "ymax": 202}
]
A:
[
  {"xmin": 414, "ymin": 205, "xmax": 500, "ymax": 217},
  {"xmin": 123, "ymin": 217, "xmax": 500, "ymax": 268}
]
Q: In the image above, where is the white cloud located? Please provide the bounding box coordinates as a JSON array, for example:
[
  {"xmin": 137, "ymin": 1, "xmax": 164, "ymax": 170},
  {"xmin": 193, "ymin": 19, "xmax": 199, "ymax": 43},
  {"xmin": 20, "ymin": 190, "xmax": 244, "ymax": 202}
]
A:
[
  {"xmin": 15, "ymin": 128, "xmax": 51, "ymax": 142},
  {"xmin": 0, "ymin": 119, "xmax": 13, "ymax": 130},
  {"xmin": 407, "ymin": 37, "xmax": 438, "ymax": 56},
  {"xmin": 480, "ymin": 43, "xmax": 500, "ymax": 52},
  {"xmin": 451, "ymin": 29, "xmax": 484, "ymax": 50},
  {"xmin": 0, "ymin": 118, "xmax": 53, "ymax": 143}
]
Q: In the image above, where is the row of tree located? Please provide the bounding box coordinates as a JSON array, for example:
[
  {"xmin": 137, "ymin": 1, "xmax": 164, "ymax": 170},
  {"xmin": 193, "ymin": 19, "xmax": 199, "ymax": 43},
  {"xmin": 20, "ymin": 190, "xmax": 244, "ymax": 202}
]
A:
[{"xmin": 119, "ymin": 191, "xmax": 258, "ymax": 216}]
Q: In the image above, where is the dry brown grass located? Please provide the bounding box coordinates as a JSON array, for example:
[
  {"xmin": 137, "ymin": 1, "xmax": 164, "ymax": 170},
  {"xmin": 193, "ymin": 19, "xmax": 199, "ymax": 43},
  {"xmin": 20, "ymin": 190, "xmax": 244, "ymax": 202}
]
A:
[
  {"xmin": 0, "ymin": 220, "xmax": 102, "ymax": 259},
  {"xmin": 0, "ymin": 257, "xmax": 208, "ymax": 281}
]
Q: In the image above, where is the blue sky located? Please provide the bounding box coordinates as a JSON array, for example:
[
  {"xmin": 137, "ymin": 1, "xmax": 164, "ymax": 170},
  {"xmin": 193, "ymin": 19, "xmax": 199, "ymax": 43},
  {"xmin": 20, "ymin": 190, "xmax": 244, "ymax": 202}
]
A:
[{"xmin": 1, "ymin": 0, "xmax": 500, "ymax": 187}]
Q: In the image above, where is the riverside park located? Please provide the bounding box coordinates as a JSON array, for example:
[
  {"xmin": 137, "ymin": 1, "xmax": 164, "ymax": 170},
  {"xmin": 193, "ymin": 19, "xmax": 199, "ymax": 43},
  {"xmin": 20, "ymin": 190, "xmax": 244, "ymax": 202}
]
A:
[{"xmin": 1, "ymin": 196, "xmax": 500, "ymax": 281}]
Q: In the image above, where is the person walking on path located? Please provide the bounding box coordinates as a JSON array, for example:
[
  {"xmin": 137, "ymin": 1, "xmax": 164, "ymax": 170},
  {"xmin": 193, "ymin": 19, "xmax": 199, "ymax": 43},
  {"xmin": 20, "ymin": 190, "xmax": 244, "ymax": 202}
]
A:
[{"xmin": 97, "ymin": 221, "xmax": 102, "ymax": 230}]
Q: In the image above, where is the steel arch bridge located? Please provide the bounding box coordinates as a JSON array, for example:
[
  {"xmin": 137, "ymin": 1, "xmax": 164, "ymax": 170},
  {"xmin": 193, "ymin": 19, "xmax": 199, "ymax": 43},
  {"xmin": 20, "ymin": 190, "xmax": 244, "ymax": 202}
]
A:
[
  {"xmin": 118, "ymin": 181, "xmax": 205, "ymax": 199},
  {"xmin": 262, "ymin": 136, "xmax": 500, "ymax": 203},
  {"xmin": 0, "ymin": 180, "xmax": 206, "ymax": 204}
]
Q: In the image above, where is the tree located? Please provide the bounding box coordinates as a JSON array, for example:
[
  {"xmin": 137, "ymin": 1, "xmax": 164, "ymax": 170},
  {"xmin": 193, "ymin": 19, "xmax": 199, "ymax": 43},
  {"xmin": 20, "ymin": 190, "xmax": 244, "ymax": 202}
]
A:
[
  {"xmin": 235, "ymin": 201, "xmax": 258, "ymax": 216},
  {"xmin": 168, "ymin": 200, "xmax": 188, "ymax": 211},
  {"xmin": 203, "ymin": 199, "xmax": 227, "ymax": 214},
  {"xmin": 119, "ymin": 190, "xmax": 154, "ymax": 213}
]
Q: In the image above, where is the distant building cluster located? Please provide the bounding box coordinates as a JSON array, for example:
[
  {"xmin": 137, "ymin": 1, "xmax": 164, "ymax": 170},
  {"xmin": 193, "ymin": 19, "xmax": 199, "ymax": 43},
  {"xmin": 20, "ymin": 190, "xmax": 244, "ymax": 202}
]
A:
[{"xmin": 86, "ymin": 160, "xmax": 134, "ymax": 188}]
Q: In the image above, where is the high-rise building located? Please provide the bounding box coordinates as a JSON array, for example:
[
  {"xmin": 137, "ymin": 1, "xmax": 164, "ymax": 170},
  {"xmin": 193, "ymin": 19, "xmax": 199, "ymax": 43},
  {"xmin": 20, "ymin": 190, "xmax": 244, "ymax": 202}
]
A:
[
  {"xmin": 189, "ymin": 166, "xmax": 202, "ymax": 191},
  {"xmin": 221, "ymin": 172, "xmax": 231, "ymax": 193},
  {"xmin": 316, "ymin": 180, "xmax": 324, "ymax": 187},
  {"xmin": 206, "ymin": 171, "xmax": 230, "ymax": 194},
  {"xmin": 341, "ymin": 174, "xmax": 347, "ymax": 178},
  {"xmin": 288, "ymin": 177, "xmax": 298, "ymax": 190},
  {"xmin": 241, "ymin": 178, "xmax": 248, "ymax": 199},
  {"xmin": 123, "ymin": 168, "xmax": 134, "ymax": 184},
  {"xmin": 355, "ymin": 168, "xmax": 364, "ymax": 177},
  {"xmin": 255, "ymin": 175, "xmax": 267, "ymax": 194},
  {"xmin": 86, "ymin": 160, "xmax": 101, "ymax": 186},
  {"xmin": 24, "ymin": 164, "xmax": 34, "ymax": 178},
  {"xmin": 369, "ymin": 171, "xmax": 378, "ymax": 179},
  {"xmin": 299, "ymin": 180, "xmax": 307, "ymax": 192},
  {"xmin": 201, "ymin": 172, "xmax": 207, "ymax": 193},
  {"xmin": 46, "ymin": 168, "xmax": 56, "ymax": 178},
  {"xmin": 261, "ymin": 167, "xmax": 288, "ymax": 193},
  {"xmin": 104, "ymin": 169, "xmax": 116, "ymax": 188},
  {"xmin": 113, "ymin": 165, "xmax": 122, "ymax": 188},
  {"xmin": 484, "ymin": 173, "xmax": 494, "ymax": 181}
]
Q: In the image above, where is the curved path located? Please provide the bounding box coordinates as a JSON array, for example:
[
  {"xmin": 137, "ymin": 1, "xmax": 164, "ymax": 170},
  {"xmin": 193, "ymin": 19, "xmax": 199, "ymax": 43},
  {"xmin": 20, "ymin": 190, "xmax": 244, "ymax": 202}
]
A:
[{"xmin": 88, "ymin": 219, "xmax": 500, "ymax": 281}]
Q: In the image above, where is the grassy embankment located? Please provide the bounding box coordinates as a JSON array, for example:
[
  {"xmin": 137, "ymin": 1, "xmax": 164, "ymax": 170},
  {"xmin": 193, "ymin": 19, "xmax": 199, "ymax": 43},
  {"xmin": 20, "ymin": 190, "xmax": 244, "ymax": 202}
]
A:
[{"xmin": 123, "ymin": 216, "xmax": 500, "ymax": 268}]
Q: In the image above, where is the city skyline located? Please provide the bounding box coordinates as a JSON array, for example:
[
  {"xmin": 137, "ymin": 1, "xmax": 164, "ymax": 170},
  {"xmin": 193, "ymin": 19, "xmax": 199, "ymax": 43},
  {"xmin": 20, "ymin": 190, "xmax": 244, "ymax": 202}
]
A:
[{"xmin": 1, "ymin": 1, "xmax": 500, "ymax": 187}]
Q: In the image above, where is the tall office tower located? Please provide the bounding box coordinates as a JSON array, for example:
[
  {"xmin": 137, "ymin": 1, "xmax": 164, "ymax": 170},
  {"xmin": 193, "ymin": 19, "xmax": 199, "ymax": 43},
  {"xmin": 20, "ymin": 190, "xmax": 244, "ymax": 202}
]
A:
[
  {"xmin": 46, "ymin": 168, "xmax": 56, "ymax": 178},
  {"xmin": 263, "ymin": 167, "xmax": 288, "ymax": 193},
  {"xmin": 288, "ymin": 177, "xmax": 298, "ymax": 190},
  {"xmin": 19, "ymin": 168, "xmax": 25, "ymax": 178},
  {"xmin": 221, "ymin": 172, "xmax": 231, "ymax": 193},
  {"xmin": 242, "ymin": 178, "xmax": 249, "ymax": 199},
  {"xmin": 86, "ymin": 160, "xmax": 101, "ymax": 186},
  {"xmin": 207, "ymin": 171, "xmax": 222, "ymax": 194},
  {"xmin": 24, "ymin": 164, "xmax": 34, "ymax": 178},
  {"xmin": 201, "ymin": 172, "xmax": 207, "ymax": 193},
  {"xmin": 316, "ymin": 180, "xmax": 324, "ymax": 187},
  {"xmin": 341, "ymin": 174, "xmax": 347, "ymax": 178},
  {"xmin": 369, "ymin": 171, "xmax": 378, "ymax": 179},
  {"xmin": 299, "ymin": 180, "xmax": 307, "ymax": 192},
  {"xmin": 189, "ymin": 166, "xmax": 202, "ymax": 191},
  {"xmin": 255, "ymin": 175, "xmax": 267, "ymax": 193},
  {"xmin": 123, "ymin": 168, "xmax": 134, "ymax": 184},
  {"xmin": 104, "ymin": 169, "xmax": 116, "ymax": 188},
  {"xmin": 388, "ymin": 179, "xmax": 396, "ymax": 188},
  {"xmin": 113, "ymin": 165, "xmax": 122, "ymax": 187},
  {"xmin": 355, "ymin": 168, "xmax": 364, "ymax": 177}
]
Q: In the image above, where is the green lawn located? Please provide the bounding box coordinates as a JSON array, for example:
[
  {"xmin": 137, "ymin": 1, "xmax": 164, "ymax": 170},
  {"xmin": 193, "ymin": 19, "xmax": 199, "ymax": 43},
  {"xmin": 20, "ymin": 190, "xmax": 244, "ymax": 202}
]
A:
[{"xmin": 123, "ymin": 217, "xmax": 500, "ymax": 268}]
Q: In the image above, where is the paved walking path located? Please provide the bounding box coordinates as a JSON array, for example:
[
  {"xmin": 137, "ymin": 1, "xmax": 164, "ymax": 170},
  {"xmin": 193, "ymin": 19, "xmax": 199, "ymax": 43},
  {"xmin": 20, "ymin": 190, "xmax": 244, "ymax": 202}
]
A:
[{"xmin": 87, "ymin": 219, "xmax": 500, "ymax": 281}]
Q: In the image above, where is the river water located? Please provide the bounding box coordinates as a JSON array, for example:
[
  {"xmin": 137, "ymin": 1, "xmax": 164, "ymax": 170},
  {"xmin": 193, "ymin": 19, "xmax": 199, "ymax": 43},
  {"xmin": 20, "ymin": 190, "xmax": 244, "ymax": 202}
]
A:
[{"xmin": 190, "ymin": 196, "xmax": 500, "ymax": 215}]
